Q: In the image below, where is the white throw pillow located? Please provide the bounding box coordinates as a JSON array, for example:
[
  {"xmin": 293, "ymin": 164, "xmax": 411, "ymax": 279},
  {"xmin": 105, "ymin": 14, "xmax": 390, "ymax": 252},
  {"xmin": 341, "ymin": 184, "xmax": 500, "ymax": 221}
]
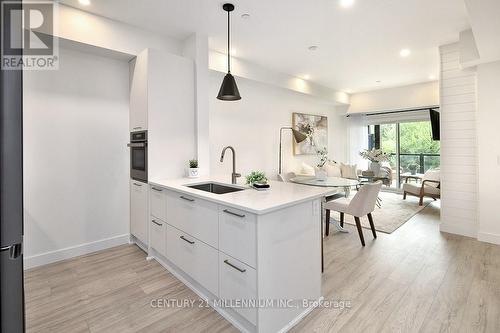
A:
[
  {"xmin": 325, "ymin": 162, "xmax": 342, "ymax": 177},
  {"xmin": 301, "ymin": 162, "xmax": 315, "ymax": 176},
  {"xmin": 340, "ymin": 163, "xmax": 358, "ymax": 179}
]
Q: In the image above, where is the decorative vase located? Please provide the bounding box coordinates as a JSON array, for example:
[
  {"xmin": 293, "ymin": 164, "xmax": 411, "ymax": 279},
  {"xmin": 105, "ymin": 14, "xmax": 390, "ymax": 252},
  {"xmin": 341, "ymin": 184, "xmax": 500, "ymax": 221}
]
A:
[
  {"xmin": 369, "ymin": 162, "xmax": 381, "ymax": 177},
  {"xmin": 315, "ymin": 167, "xmax": 327, "ymax": 181},
  {"xmin": 188, "ymin": 168, "xmax": 199, "ymax": 178}
]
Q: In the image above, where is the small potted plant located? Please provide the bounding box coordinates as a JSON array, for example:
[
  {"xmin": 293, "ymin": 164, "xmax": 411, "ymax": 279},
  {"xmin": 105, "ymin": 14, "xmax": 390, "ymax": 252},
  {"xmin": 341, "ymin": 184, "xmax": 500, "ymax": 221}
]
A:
[
  {"xmin": 315, "ymin": 147, "xmax": 329, "ymax": 181},
  {"xmin": 188, "ymin": 159, "xmax": 199, "ymax": 178},
  {"xmin": 246, "ymin": 171, "xmax": 268, "ymax": 186},
  {"xmin": 408, "ymin": 162, "xmax": 419, "ymax": 175}
]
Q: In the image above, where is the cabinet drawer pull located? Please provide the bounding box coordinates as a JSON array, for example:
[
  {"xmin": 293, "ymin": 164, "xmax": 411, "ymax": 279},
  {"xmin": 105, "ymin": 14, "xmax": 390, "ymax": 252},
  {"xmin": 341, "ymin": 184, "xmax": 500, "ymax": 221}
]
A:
[
  {"xmin": 133, "ymin": 182, "xmax": 143, "ymax": 187},
  {"xmin": 180, "ymin": 235, "xmax": 195, "ymax": 244},
  {"xmin": 151, "ymin": 187, "xmax": 163, "ymax": 192},
  {"xmin": 224, "ymin": 259, "xmax": 246, "ymax": 273},
  {"xmin": 152, "ymin": 220, "xmax": 162, "ymax": 226},
  {"xmin": 223, "ymin": 209, "xmax": 245, "ymax": 218},
  {"xmin": 180, "ymin": 195, "xmax": 195, "ymax": 202}
]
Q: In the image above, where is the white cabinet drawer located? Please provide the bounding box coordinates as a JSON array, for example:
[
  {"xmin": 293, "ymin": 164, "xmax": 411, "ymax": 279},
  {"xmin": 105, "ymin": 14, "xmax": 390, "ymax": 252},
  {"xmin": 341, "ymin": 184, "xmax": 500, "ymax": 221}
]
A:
[
  {"xmin": 219, "ymin": 253, "xmax": 257, "ymax": 325},
  {"xmin": 166, "ymin": 225, "xmax": 219, "ymax": 297},
  {"xmin": 166, "ymin": 191, "xmax": 218, "ymax": 248},
  {"xmin": 150, "ymin": 218, "xmax": 166, "ymax": 257},
  {"xmin": 150, "ymin": 186, "xmax": 167, "ymax": 221},
  {"xmin": 219, "ymin": 206, "xmax": 257, "ymax": 268}
]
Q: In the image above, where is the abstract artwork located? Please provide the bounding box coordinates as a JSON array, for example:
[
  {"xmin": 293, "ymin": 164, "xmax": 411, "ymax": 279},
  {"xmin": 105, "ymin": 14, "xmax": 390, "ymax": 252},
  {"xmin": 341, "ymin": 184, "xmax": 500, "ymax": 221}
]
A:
[{"xmin": 292, "ymin": 112, "xmax": 328, "ymax": 155}]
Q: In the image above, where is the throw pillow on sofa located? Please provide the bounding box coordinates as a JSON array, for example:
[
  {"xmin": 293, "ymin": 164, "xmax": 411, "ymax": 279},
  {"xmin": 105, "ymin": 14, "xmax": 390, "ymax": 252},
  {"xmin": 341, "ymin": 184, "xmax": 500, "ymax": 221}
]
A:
[
  {"xmin": 301, "ymin": 162, "xmax": 315, "ymax": 176},
  {"xmin": 340, "ymin": 163, "xmax": 358, "ymax": 179},
  {"xmin": 325, "ymin": 162, "xmax": 342, "ymax": 177}
]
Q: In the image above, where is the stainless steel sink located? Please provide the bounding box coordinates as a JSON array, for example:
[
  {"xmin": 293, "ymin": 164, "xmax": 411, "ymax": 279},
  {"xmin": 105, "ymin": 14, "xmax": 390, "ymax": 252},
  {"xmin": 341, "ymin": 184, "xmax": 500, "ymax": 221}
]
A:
[{"xmin": 185, "ymin": 182, "xmax": 245, "ymax": 194}]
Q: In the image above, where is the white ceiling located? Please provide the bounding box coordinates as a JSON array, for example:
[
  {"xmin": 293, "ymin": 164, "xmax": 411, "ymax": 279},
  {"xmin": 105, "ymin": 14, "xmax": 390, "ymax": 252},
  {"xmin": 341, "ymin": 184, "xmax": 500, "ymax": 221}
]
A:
[{"xmin": 61, "ymin": 0, "xmax": 470, "ymax": 93}]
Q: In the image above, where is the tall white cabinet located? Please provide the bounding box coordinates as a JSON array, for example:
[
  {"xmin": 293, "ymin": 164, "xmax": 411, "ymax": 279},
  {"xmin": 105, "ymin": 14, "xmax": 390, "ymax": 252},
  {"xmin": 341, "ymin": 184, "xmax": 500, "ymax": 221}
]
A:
[{"xmin": 128, "ymin": 48, "xmax": 195, "ymax": 246}]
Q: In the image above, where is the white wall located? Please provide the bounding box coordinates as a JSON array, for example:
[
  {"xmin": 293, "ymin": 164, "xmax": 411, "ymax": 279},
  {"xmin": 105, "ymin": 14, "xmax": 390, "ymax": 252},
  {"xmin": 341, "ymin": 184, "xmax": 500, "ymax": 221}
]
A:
[
  {"xmin": 23, "ymin": 47, "xmax": 130, "ymax": 268},
  {"xmin": 476, "ymin": 61, "xmax": 500, "ymax": 244},
  {"xmin": 209, "ymin": 71, "xmax": 347, "ymax": 179},
  {"xmin": 439, "ymin": 42, "xmax": 478, "ymax": 238},
  {"xmin": 348, "ymin": 81, "xmax": 439, "ymax": 114}
]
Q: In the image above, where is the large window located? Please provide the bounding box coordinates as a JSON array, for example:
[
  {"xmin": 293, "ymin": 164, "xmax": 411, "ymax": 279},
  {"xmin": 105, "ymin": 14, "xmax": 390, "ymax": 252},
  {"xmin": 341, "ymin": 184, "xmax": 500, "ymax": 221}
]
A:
[{"xmin": 368, "ymin": 121, "xmax": 440, "ymax": 188}]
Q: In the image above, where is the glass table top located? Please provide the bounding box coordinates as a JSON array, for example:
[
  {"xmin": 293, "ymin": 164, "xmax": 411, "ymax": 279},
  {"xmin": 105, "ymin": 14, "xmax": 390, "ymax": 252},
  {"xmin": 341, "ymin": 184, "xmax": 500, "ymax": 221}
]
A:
[{"xmin": 290, "ymin": 176, "xmax": 360, "ymax": 187}]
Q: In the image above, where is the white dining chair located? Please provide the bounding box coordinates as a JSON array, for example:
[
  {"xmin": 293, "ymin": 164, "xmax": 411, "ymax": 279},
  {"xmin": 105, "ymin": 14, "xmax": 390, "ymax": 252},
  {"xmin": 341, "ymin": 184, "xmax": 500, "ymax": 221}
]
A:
[{"xmin": 324, "ymin": 181, "xmax": 383, "ymax": 246}]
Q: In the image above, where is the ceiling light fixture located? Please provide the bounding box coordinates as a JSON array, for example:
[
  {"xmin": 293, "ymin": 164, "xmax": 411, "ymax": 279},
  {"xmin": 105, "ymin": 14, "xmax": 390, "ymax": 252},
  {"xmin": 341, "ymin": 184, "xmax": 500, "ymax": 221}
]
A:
[
  {"xmin": 241, "ymin": 13, "xmax": 250, "ymax": 19},
  {"xmin": 302, "ymin": 74, "xmax": 310, "ymax": 80},
  {"xmin": 308, "ymin": 45, "xmax": 318, "ymax": 51},
  {"xmin": 340, "ymin": 0, "xmax": 355, "ymax": 8},
  {"xmin": 429, "ymin": 75, "xmax": 436, "ymax": 80},
  {"xmin": 217, "ymin": 3, "xmax": 241, "ymax": 101},
  {"xmin": 79, "ymin": 0, "xmax": 91, "ymax": 5},
  {"xmin": 400, "ymin": 48, "xmax": 411, "ymax": 57}
]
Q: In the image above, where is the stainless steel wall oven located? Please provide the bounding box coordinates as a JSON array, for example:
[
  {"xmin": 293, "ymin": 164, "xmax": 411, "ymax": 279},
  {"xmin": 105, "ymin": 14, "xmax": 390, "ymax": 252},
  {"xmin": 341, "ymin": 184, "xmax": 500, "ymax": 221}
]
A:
[{"xmin": 128, "ymin": 130, "xmax": 148, "ymax": 182}]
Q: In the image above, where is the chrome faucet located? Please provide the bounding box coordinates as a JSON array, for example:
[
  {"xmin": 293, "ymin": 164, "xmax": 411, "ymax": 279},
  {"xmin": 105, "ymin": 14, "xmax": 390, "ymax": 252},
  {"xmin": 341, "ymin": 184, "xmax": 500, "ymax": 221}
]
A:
[{"xmin": 220, "ymin": 146, "xmax": 241, "ymax": 184}]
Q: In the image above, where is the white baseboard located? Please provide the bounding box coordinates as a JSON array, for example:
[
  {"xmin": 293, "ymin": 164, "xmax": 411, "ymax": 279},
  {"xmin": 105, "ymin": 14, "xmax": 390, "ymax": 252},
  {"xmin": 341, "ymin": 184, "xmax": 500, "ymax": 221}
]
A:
[
  {"xmin": 439, "ymin": 223, "xmax": 477, "ymax": 238},
  {"xmin": 24, "ymin": 234, "xmax": 130, "ymax": 269},
  {"xmin": 477, "ymin": 232, "xmax": 500, "ymax": 245}
]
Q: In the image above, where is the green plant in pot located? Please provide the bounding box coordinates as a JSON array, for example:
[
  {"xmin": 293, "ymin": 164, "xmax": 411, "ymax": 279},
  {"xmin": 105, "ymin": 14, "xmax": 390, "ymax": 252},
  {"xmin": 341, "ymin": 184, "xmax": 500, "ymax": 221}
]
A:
[
  {"xmin": 408, "ymin": 162, "xmax": 419, "ymax": 175},
  {"xmin": 246, "ymin": 171, "xmax": 268, "ymax": 185},
  {"xmin": 188, "ymin": 159, "xmax": 199, "ymax": 178}
]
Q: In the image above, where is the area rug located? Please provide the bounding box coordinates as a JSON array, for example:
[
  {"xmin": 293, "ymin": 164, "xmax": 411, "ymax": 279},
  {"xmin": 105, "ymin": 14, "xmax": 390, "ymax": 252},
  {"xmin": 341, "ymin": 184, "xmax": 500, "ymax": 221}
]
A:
[{"xmin": 331, "ymin": 191, "xmax": 433, "ymax": 234}]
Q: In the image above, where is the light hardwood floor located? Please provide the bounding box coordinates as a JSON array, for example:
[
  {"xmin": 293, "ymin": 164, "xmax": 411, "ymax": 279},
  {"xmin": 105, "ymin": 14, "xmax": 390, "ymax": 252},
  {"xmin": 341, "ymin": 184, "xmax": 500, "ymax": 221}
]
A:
[{"xmin": 25, "ymin": 201, "xmax": 500, "ymax": 333}]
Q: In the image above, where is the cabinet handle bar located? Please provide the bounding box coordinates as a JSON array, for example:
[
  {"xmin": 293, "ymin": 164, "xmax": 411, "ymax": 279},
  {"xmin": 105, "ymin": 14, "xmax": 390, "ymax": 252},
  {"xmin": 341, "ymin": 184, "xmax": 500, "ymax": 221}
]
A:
[
  {"xmin": 223, "ymin": 209, "xmax": 245, "ymax": 218},
  {"xmin": 224, "ymin": 259, "xmax": 246, "ymax": 273},
  {"xmin": 180, "ymin": 235, "xmax": 195, "ymax": 244}
]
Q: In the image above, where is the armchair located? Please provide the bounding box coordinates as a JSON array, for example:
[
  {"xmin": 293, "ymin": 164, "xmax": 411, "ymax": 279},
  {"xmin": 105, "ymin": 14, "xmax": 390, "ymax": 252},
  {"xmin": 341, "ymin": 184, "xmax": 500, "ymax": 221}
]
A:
[{"xmin": 402, "ymin": 169, "xmax": 440, "ymax": 206}]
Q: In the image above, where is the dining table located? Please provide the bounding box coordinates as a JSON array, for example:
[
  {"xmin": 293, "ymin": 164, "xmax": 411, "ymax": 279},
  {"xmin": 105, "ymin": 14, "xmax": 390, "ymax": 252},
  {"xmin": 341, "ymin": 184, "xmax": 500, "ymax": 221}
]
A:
[{"xmin": 290, "ymin": 176, "xmax": 361, "ymax": 272}]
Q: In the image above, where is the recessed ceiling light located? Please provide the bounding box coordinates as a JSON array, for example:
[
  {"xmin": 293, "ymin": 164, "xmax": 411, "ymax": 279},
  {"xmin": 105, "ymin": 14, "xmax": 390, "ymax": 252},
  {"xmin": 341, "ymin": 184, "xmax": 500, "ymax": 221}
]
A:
[
  {"xmin": 302, "ymin": 74, "xmax": 310, "ymax": 80},
  {"xmin": 344, "ymin": 88, "xmax": 353, "ymax": 94},
  {"xmin": 79, "ymin": 0, "xmax": 91, "ymax": 5},
  {"xmin": 376, "ymin": 80, "xmax": 381, "ymax": 83},
  {"xmin": 241, "ymin": 13, "xmax": 250, "ymax": 19},
  {"xmin": 340, "ymin": 0, "xmax": 355, "ymax": 8},
  {"xmin": 400, "ymin": 48, "xmax": 411, "ymax": 57},
  {"xmin": 308, "ymin": 45, "xmax": 318, "ymax": 51},
  {"xmin": 429, "ymin": 74, "xmax": 436, "ymax": 80}
]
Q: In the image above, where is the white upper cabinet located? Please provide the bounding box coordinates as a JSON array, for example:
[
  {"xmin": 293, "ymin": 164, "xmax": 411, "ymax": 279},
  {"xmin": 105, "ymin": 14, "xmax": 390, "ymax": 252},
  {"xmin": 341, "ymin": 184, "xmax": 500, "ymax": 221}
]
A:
[
  {"xmin": 147, "ymin": 49, "xmax": 195, "ymax": 180},
  {"xmin": 128, "ymin": 48, "xmax": 195, "ymax": 180},
  {"xmin": 129, "ymin": 49, "xmax": 148, "ymax": 131}
]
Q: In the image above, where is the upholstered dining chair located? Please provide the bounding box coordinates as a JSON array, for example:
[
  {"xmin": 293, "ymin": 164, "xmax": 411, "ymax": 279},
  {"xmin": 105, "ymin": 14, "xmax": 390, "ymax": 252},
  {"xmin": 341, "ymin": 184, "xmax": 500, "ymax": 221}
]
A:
[
  {"xmin": 324, "ymin": 181, "xmax": 383, "ymax": 246},
  {"xmin": 402, "ymin": 169, "xmax": 440, "ymax": 206}
]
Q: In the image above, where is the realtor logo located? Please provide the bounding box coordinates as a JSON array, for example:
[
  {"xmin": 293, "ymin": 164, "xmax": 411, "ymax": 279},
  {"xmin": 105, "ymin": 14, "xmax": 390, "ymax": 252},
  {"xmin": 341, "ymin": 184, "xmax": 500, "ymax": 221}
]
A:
[{"xmin": 1, "ymin": 1, "xmax": 59, "ymax": 70}]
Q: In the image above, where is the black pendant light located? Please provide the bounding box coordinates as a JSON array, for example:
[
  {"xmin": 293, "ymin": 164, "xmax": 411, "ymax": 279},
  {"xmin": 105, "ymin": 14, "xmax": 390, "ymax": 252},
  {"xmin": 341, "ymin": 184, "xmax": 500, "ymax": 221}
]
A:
[{"xmin": 217, "ymin": 3, "xmax": 241, "ymax": 101}]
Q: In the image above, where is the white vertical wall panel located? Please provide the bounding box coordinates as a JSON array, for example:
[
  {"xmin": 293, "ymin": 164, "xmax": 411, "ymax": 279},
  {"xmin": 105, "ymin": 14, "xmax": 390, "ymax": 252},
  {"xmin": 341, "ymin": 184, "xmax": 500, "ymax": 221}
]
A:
[{"xmin": 439, "ymin": 43, "xmax": 478, "ymax": 237}]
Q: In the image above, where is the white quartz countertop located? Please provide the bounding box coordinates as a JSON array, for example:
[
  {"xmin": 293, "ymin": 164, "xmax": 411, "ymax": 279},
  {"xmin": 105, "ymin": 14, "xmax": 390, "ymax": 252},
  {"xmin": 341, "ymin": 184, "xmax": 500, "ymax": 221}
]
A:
[{"xmin": 149, "ymin": 176, "xmax": 337, "ymax": 215}]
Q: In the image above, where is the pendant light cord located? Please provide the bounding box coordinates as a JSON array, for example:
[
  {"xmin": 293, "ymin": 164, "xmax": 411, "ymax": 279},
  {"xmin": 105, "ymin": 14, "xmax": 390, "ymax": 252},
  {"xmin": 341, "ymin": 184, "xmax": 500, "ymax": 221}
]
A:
[{"xmin": 227, "ymin": 9, "xmax": 231, "ymax": 73}]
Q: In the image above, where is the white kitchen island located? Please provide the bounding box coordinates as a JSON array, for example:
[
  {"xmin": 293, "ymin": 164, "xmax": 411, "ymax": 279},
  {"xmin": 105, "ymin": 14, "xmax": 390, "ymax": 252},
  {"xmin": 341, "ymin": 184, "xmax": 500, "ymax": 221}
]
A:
[{"xmin": 146, "ymin": 177, "xmax": 335, "ymax": 333}]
